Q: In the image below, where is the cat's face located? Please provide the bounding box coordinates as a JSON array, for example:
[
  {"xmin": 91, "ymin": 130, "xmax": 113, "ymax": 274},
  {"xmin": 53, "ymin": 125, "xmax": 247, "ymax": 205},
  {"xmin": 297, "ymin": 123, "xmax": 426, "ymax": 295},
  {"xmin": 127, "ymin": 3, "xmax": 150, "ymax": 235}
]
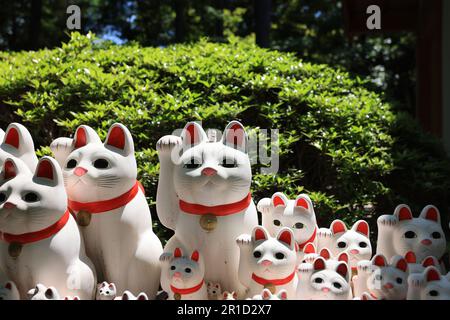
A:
[
  {"xmin": 250, "ymin": 227, "xmax": 297, "ymax": 279},
  {"xmin": 329, "ymin": 220, "xmax": 372, "ymax": 268},
  {"xmin": 367, "ymin": 255, "xmax": 408, "ymax": 300},
  {"xmin": 0, "ymin": 123, "xmax": 37, "ymax": 171},
  {"xmin": 173, "ymin": 121, "xmax": 251, "ymax": 206},
  {"xmin": 0, "ymin": 157, "xmax": 67, "ymax": 235},
  {"xmin": 96, "ymin": 282, "xmax": 116, "ymax": 300},
  {"xmin": 207, "ymin": 282, "xmax": 222, "ymax": 297},
  {"xmin": 168, "ymin": 248, "xmax": 204, "ymax": 288},
  {"xmin": 309, "ymin": 257, "xmax": 350, "ymax": 300},
  {"xmin": 63, "ymin": 124, "xmax": 137, "ymax": 203},
  {"xmin": 392, "ymin": 205, "xmax": 446, "ymax": 262},
  {"xmin": 266, "ymin": 193, "xmax": 317, "ymax": 244},
  {"xmin": 419, "ymin": 267, "xmax": 450, "ymax": 300}
]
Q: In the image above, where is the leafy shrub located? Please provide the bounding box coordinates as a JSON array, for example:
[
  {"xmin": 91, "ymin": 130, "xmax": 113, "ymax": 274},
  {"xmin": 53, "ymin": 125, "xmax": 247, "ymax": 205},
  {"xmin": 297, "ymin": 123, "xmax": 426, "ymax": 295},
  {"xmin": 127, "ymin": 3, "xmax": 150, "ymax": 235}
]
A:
[{"xmin": 0, "ymin": 33, "xmax": 449, "ymax": 243}]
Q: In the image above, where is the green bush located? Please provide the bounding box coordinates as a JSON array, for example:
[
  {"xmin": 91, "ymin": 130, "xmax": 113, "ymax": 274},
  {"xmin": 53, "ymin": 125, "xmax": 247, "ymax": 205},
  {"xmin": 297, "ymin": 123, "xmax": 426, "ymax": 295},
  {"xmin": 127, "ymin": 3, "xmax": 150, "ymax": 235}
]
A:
[{"xmin": 0, "ymin": 33, "xmax": 449, "ymax": 243}]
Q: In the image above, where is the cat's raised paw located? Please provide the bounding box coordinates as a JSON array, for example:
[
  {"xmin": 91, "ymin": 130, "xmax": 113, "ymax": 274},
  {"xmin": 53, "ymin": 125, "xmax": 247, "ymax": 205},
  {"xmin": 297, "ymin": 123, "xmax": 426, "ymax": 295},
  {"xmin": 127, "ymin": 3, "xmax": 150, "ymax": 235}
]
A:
[
  {"xmin": 156, "ymin": 135, "xmax": 182, "ymax": 153},
  {"xmin": 236, "ymin": 234, "xmax": 252, "ymax": 246}
]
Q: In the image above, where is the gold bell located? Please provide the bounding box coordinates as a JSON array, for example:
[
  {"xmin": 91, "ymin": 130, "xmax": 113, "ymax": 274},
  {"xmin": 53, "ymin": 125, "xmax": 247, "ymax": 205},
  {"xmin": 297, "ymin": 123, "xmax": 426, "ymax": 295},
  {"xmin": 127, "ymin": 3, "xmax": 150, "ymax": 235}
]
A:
[
  {"xmin": 77, "ymin": 211, "xmax": 92, "ymax": 227},
  {"xmin": 264, "ymin": 283, "xmax": 276, "ymax": 294},
  {"xmin": 173, "ymin": 293, "xmax": 182, "ymax": 300},
  {"xmin": 199, "ymin": 214, "xmax": 218, "ymax": 232},
  {"xmin": 8, "ymin": 242, "xmax": 23, "ymax": 258}
]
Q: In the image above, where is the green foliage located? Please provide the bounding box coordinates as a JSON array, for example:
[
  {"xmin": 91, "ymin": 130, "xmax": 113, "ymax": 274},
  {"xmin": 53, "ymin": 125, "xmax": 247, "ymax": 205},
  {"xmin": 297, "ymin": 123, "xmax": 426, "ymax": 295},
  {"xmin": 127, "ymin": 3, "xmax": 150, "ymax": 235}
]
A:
[{"xmin": 0, "ymin": 33, "xmax": 448, "ymax": 241}]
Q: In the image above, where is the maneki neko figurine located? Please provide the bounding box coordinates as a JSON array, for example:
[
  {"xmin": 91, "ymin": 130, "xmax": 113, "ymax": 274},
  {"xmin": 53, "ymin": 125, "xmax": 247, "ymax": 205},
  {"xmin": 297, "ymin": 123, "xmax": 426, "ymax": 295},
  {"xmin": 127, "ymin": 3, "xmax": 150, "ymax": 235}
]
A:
[
  {"xmin": 50, "ymin": 123, "xmax": 163, "ymax": 298},
  {"xmin": 156, "ymin": 121, "xmax": 258, "ymax": 297},
  {"xmin": 0, "ymin": 157, "xmax": 96, "ymax": 299}
]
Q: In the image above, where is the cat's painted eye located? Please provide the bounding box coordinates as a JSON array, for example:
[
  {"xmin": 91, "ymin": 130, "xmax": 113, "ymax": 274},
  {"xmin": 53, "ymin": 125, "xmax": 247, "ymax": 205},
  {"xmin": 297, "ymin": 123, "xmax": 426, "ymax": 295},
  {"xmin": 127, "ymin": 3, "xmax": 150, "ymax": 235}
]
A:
[
  {"xmin": 333, "ymin": 282, "xmax": 342, "ymax": 289},
  {"xmin": 253, "ymin": 251, "xmax": 262, "ymax": 258},
  {"xmin": 170, "ymin": 265, "xmax": 176, "ymax": 271},
  {"xmin": 431, "ymin": 232, "xmax": 441, "ymax": 239},
  {"xmin": 359, "ymin": 242, "xmax": 368, "ymax": 248},
  {"xmin": 0, "ymin": 192, "xmax": 6, "ymax": 203},
  {"xmin": 314, "ymin": 277, "xmax": 323, "ymax": 284},
  {"xmin": 375, "ymin": 274, "xmax": 382, "ymax": 281},
  {"xmin": 396, "ymin": 277, "xmax": 403, "ymax": 284},
  {"xmin": 273, "ymin": 219, "xmax": 281, "ymax": 226},
  {"xmin": 404, "ymin": 231, "xmax": 417, "ymax": 239},
  {"xmin": 221, "ymin": 158, "xmax": 237, "ymax": 168},
  {"xmin": 293, "ymin": 222, "xmax": 304, "ymax": 229},
  {"xmin": 66, "ymin": 159, "xmax": 77, "ymax": 169},
  {"xmin": 429, "ymin": 290, "xmax": 439, "ymax": 297},
  {"xmin": 275, "ymin": 252, "xmax": 285, "ymax": 260},
  {"xmin": 337, "ymin": 241, "xmax": 346, "ymax": 248},
  {"xmin": 93, "ymin": 158, "xmax": 110, "ymax": 169},
  {"xmin": 183, "ymin": 158, "xmax": 201, "ymax": 169},
  {"xmin": 184, "ymin": 268, "xmax": 192, "ymax": 273},
  {"xmin": 23, "ymin": 192, "xmax": 40, "ymax": 203}
]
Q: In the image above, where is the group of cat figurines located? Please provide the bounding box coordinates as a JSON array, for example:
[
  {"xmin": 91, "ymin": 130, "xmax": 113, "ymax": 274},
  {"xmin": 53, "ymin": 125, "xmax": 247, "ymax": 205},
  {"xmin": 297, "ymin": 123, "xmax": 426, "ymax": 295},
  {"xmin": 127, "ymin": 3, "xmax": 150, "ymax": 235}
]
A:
[{"xmin": 0, "ymin": 121, "xmax": 448, "ymax": 301}]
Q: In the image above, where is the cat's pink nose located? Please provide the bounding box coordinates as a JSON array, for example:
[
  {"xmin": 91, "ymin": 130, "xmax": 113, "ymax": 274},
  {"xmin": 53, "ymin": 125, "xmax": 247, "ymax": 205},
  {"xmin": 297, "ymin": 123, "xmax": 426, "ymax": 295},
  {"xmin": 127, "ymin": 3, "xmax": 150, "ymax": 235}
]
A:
[
  {"xmin": 322, "ymin": 287, "xmax": 330, "ymax": 293},
  {"xmin": 383, "ymin": 283, "xmax": 394, "ymax": 289},
  {"xmin": 3, "ymin": 202, "xmax": 16, "ymax": 209},
  {"xmin": 421, "ymin": 239, "xmax": 432, "ymax": 246},
  {"xmin": 74, "ymin": 167, "xmax": 88, "ymax": 177},
  {"xmin": 173, "ymin": 272, "xmax": 182, "ymax": 278},
  {"xmin": 261, "ymin": 260, "xmax": 272, "ymax": 267},
  {"xmin": 350, "ymin": 249, "xmax": 359, "ymax": 255},
  {"xmin": 202, "ymin": 167, "xmax": 217, "ymax": 176}
]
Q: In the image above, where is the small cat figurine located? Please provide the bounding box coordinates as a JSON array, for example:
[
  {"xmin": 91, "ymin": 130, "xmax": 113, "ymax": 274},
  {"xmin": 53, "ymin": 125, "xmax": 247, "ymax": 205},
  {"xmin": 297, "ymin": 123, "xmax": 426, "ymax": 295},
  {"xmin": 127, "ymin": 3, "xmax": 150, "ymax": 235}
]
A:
[
  {"xmin": 27, "ymin": 284, "xmax": 61, "ymax": 300},
  {"xmin": 0, "ymin": 281, "xmax": 20, "ymax": 300},
  {"xmin": 207, "ymin": 282, "xmax": 222, "ymax": 300},
  {"xmin": 250, "ymin": 288, "xmax": 288, "ymax": 300},
  {"xmin": 296, "ymin": 257, "xmax": 352, "ymax": 300},
  {"xmin": 376, "ymin": 204, "xmax": 446, "ymax": 263},
  {"xmin": 257, "ymin": 192, "xmax": 318, "ymax": 263},
  {"xmin": 407, "ymin": 266, "xmax": 450, "ymax": 300},
  {"xmin": 236, "ymin": 226, "xmax": 298, "ymax": 299},
  {"xmin": 317, "ymin": 219, "xmax": 372, "ymax": 271},
  {"xmin": 50, "ymin": 124, "xmax": 163, "ymax": 298},
  {"xmin": 353, "ymin": 254, "xmax": 408, "ymax": 300},
  {"xmin": 96, "ymin": 282, "xmax": 117, "ymax": 300},
  {"xmin": 222, "ymin": 291, "xmax": 238, "ymax": 300},
  {"xmin": 160, "ymin": 248, "xmax": 207, "ymax": 300},
  {"xmin": 0, "ymin": 123, "xmax": 38, "ymax": 171},
  {"xmin": 114, "ymin": 291, "xmax": 148, "ymax": 300},
  {"xmin": 156, "ymin": 121, "xmax": 258, "ymax": 296},
  {"xmin": 0, "ymin": 157, "xmax": 96, "ymax": 299}
]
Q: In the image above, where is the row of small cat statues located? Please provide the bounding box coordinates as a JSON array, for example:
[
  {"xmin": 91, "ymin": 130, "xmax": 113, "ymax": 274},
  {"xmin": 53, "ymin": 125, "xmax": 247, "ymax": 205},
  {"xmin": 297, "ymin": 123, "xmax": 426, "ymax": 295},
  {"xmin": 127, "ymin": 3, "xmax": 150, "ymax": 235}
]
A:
[{"xmin": 0, "ymin": 121, "xmax": 448, "ymax": 300}]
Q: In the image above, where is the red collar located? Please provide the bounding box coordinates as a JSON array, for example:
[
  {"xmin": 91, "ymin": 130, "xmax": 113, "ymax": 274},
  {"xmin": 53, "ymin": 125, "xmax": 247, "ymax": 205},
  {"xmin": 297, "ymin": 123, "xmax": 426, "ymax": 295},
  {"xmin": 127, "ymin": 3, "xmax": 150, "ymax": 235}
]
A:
[
  {"xmin": 0, "ymin": 210, "xmax": 70, "ymax": 245},
  {"xmin": 179, "ymin": 193, "xmax": 252, "ymax": 216},
  {"xmin": 252, "ymin": 270, "xmax": 296, "ymax": 286},
  {"xmin": 297, "ymin": 227, "xmax": 317, "ymax": 251},
  {"xmin": 170, "ymin": 280, "xmax": 204, "ymax": 296},
  {"xmin": 68, "ymin": 181, "xmax": 143, "ymax": 214}
]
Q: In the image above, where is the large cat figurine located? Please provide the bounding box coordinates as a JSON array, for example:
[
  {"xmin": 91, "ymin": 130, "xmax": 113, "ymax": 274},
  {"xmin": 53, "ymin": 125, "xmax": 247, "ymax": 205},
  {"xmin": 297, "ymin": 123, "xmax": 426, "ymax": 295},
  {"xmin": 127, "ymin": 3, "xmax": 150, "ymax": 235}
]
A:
[
  {"xmin": 50, "ymin": 124, "xmax": 163, "ymax": 298},
  {"xmin": 257, "ymin": 192, "xmax": 318, "ymax": 262},
  {"xmin": 0, "ymin": 123, "xmax": 38, "ymax": 171},
  {"xmin": 236, "ymin": 226, "xmax": 298, "ymax": 299},
  {"xmin": 407, "ymin": 266, "xmax": 450, "ymax": 300},
  {"xmin": 156, "ymin": 121, "xmax": 258, "ymax": 296},
  {"xmin": 317, "ymin": 219, "xmax": 372, "ymax": 271},
  {"xmin": 160, "ymin": 248, "xmax": 207, "ymax": 300},
  {"xmin": 0, "ymin": 157, "xmax": 96, "ymax": 299},
  {"xmin": 376, "ymin": 204, "xmax": 446, "ymax": 263}
]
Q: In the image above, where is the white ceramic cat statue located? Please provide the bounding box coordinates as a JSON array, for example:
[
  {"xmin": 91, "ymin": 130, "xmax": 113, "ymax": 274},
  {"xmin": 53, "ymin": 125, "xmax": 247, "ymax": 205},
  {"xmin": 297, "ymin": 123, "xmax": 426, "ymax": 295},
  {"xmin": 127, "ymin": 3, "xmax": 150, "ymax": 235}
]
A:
[
  {"xmin": 27, "ymin": 284, "xmax": 61, "ymax": 300},
  {"xmin": 0, "ymin": 157, "xmax": 96, "ymax": 299},
  {"xmin": 156, "ymin": 121, "xmax": 258, "ymax": 296},
  {"xmin": 296, "ymin": 257, "xmax": 352, "ymax": 300},
  {"xmin": 317, "ymin": 219, "xmax": 372, "ymax": 271},
  {"xmin": 114, "ymin": 291, "xmax": 148, "ymax": 300},
  {"xmin": 236, "ymin": 226, "xmax": 298, "ymax": 299},
  {"xmin": 50, "ymin": 123, "xmax": 163, "ymax": 298},
  {"xmin": 160, "ymin": 248, "xmax": 207, "ymax": 300},
  {"xmin": 0, "ymin": 123, "xmax": 38, "ymax": 171},
  {"xmin": 207, "ymin": 282, "xmax": 222, "ymax": 300},
  {"xmin": 250, "ymin": 288, "xmax": 288, "ymax": 300},
  {"xmin": 376, "ymin": 204, "xmax": 446, "ymax": 263},
  {"xmin": 407, "ymin": 266, "xmax": 450, "ymax": 300},
  {"xmin": 257, "ymin": 192, "xmax": 318, "ymax": 262},
  {"xmin": 352, "ymin": 254, "xmax": 408, "ymax": 300},
  {"xmin": 96, "ymin": 282, "xmax": 117, "ymax": 300},
  {"xmin": 0, "ymin": 281, "xmax": 20, "ymax": 300}
]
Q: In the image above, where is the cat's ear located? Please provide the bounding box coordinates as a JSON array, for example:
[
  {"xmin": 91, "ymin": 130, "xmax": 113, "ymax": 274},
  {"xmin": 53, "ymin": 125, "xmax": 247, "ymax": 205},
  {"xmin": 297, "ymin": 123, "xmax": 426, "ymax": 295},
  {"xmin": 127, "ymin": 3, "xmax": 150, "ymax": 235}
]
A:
[
  {"xmin": 393, "ymin": 257, "xmax": 408, "ymax": 273},
  {"xmin": 271, "ymin": 192, "xmax": 288, "ymax": 207},
  {"xmin": 5, "ymin": 282, "xmax": 13, "ymax": 290},
  {"xmin": 73, "ymin": 125, "xmax": 101, "ymax": 149},
  {"xmin": 136, "ymin": 293, "xmax": 148, "ymax": 300},
  {"xmin": 352, "ymin": 220, "xmax": 369, "ymax": 237},
  {"xmin": 180, "ymin": 122, "xmax": 207, "ymax": 149},
  {"xmin": 191, "ymin": 250, "xmax": 200, "ymax": 262},
  {"xmin": 1, "ymin": 123, "xmax": 35, "ymax": 157},
  {"xmin": 319, "ymin": 248, "xmax": 331, "ymax": 260},
  {"xmin": 303, "ymin": 243, "xmax": 316, "ymax": 254},
  {"xmin": 108, "ymin": 283, "xmax": 116, "ymax": 291},
  {"xmin": 330, "ymin": 220, "xmax": 347, "ymax": 235},
  {"xmin": 277, "ymin": 228, "xmax": 295, "ymax": 249},
  {"xmin": 105, "ymin": 123, "xmax": 134, "ymax": 156},
  {"xmin": 295, "ymin": 194, "xmax": 313, "ymax": 212},
  {"xmin": 261, "ymin": 289, "xmax": 271, "ymax": 300},
  {"xmin": 394, "ymin": 204, "xmax": 413, "ymax": 221},
  {"xmin": 0, "ymin": 128, "xmax": 4, "ymax": 142},
  {"xmin": 372, "ymin": 254, "xmax": 387, "ymax": 268},
  {"xmin": 419, "ymin": 205, "xmax": 440, "ymax": 224},
  {"xmin": 222, "ymin": 121, "xmax": 247, "ymax": 153},
  {"xmin": 425, "ymin": 266, "xmax": 441, "ymax": 282},
  {"xmin": 232, "ymin": 291, "xmax": 238, "ymax": 300},
  {"xmin": 405, "ymin": 251, "xmax": 416, "ymax": 264},
  {"xmin": 45, "ymin": 287, "xmax": 58, "ymax": 299},
  {"xmin": 122, "ymin": 292, "xmax": 130, "ymax": 300},
  {"xmin": 253, "ymin": 226, "xmax": 269, "ymax": 242},
  {"xmin": 336, "ymin": 262, "xmax": 348, "ymax": 280},
  {"xmin": 174, "ymin": 247, "xmax": 183, "ymax": 258},
  {"xmin": 422, "ymin": 256, "xmax": 438, "ymax": 268},
  {"xmin": 222, "ymin": 292, "xmax": 229, "ymax": 299},
  {"xmin": 33, "ymin": 157, "xmax": 63, "ymax": 187},
  {"xmin": 338, "ymin": 252, "xmax": 349, "ymax": 264},
  {"xmin": 278, "ymin": 290, "xmax": 288, "ymax": 300},
  {"xmin": 2, "ymin": 158, "xmax": 19, "ymax": 181},
  {"xmin": 313, "ymin": 257, "xmax": 326, "ymax": 271}
]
